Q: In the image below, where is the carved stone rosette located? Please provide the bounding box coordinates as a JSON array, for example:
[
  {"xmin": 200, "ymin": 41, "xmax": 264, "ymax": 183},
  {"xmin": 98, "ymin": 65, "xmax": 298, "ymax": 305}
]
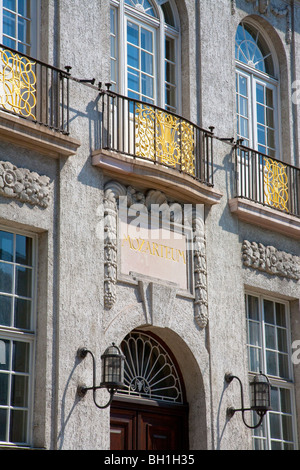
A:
[
  {"xmin": 102, "ymin": 181, "xmax": 209, "ymax": 328},
  {"xmin": 242, "ymin": 240, "xmax": 300, "ymax": 281},
  {"xmin": 0, "ymin": 160, "xmax": 50, "ymax": 208}
]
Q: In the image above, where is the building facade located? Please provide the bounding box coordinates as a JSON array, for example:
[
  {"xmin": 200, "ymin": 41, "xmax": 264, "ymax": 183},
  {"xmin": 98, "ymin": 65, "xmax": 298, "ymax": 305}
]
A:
[{"xmin": 0, "ymin": 0, "xmax": 299, "ymax": 450}]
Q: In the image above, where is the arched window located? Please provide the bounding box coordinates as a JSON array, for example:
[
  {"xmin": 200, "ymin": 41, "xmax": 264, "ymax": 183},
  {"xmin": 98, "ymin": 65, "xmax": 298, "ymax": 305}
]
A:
[
  {"xmin": 110, "ymin": 0, "xmax": 180, "ymax": 113},
  {"xmin": 235, "ymin": 21, "xmax": 279, "ymax": 158},
  {"xmin": 117, "ymin": 331, "xmax": 184, "ymax": 404}
]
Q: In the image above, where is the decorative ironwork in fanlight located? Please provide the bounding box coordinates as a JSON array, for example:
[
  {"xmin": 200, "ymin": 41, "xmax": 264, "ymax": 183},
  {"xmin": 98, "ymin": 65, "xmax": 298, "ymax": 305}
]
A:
[
  {"xmin": 125, "ymin": 0, "xmax": 157, "ymax": 17},
  {"xmin": 0, "ymin": 49, "xmax": 37, "ymax": 120},
  {"xmin": 135, "ymin": 103, "xmax": 195, "ymax": 176},
  {"xmin": 235, "ymin": 22, "xmax": 274, "ymax": 76},
  {"xmin": 118, "ymin": 331, "xmax": 183, "ymax": 403},
  {"xmin": 264, "ymin": 157, "xmax": 289, "ymax": 212}
]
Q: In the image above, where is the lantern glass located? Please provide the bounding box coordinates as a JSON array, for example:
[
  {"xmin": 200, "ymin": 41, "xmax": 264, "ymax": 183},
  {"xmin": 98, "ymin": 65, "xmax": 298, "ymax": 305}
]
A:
[
  {"xmin": 251, "ymin": 373, "xmax": 271, "ymax": 413},
  {"xmin": 100, "ymin": 344, "xmax": 125, "ymax": 390}
]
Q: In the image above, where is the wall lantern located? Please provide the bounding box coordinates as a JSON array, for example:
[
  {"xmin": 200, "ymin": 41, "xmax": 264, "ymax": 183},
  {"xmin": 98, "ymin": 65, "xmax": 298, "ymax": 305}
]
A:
[
  {"xmin": 77, "ymin": 343, "xmax": 125, "ymax": 409},
  {"xmin": 225, "ymin": 372, "xmax": 271, "ymax": 429}
]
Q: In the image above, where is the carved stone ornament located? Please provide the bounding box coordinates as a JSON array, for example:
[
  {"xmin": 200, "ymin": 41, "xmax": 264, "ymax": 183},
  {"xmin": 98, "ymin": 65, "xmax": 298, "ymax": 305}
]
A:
[
  {"xmin": 0, "ymin": 161, "xmax": 50, "ymax": 208},
  {"xmin": 242, "ymin": 240, "xmax": 300, "ymax": 281},
  {"xmin": 232, "ymin": 0, "xmax": 292, "ymax": 43},
  {"xmin": 103, "ymin": 180, "xmax": 209, "ymax": 328}
]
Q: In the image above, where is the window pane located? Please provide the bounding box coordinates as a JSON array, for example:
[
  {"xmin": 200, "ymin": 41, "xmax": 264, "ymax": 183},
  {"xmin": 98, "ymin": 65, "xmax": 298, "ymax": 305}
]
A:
[
  {"xmin": 0, "ymin": 232, "xmax": 13, "ymax": 262},
  {"xmin": 265, "ymin": 324, "xmax": 276, "ymax": 349},
  {"xmin": 247, "ymin": 295, "xmax": 259, "ymax": 320},
  {"xmin": 0, "ymin": 408, "xmax": 7, "ymax": 441},
  {"xmin": 12, "ymin": 341, "xmax": 29, "ymax": 373},
  {"xmin": 10, "ymin": 409, "xmax": 27, "ymax": 443},
  {"xmin": 266, "ymin": 108, "xmax": 274, "ymax": 128},
  {"xmin": 257, "ymin": 125, "xmax": 265, "ymax": 145},
  {"xmin": 249, "ymin": 346, "xmax": 261, "ymax": 372},
  {"xmin": 16, "ymin": 235, "xmax": 32, "ymax": 267},
  {"xmin": 280, "ymin": 388, "xmax": 291, "ymax": 413},
  {"xmin": 15, "ymin": 266, "xmax": 32, "ymax": 298},
  {"xmin": 276, "ymin": 303, "xmax": 286, "ymax": 326},
  {"xmin": 0, "ymin": 373, "xmax": 9, "ymax": 405},
  {"xmin": 128, "ymin": 44, "xmax": 139, "ymax": 69},
  {"xmin": 165, "ymin": 37, "xmax": 175, "ymax": 62},
  {"xmin": 4, "ymin": 0, "xmax": 16, "ymax": 9},
  {"xmin": 18, "ymin": 0, "xmax": 28, "ymax": 16},
  {"xmin": 128, "ymin": 68, "xmax": 139, "ymax": 93},
  {"xmin": 0, "ymin": 339, "xmax": 9, "ymax": 371},
  {"xmin": 266, "ymin": 350, "xmax": 277, "ymax": 375},
  {"xmin": 257, "ymin": 104, "xmax": 265, "ymax": 124},
  {"xmin": 278, "ymin": 354, "xmax": 289, "ymax": 378},
  {"xmin": 264, "ymin": 300, "xmax": 274, "ymax": 324},
  {"xmin": 239, "ymin": 75, "xmax": 247, "ymax": 96},
  {"xmin": 127, "ymin": 21, "xmax": 139, "ymax": 46},
  {"xmin": 282, "ymin": 415, "xmax": 293, "ymax": 442},
  {"xmin": 277, "ymin": 328, "xmax": 287, "ymax": 353},
  {"xmin": 269, "ymin": 413, "xmax": 281, "ymax": 439},
  {"xmin": 0, "ymin": 263, "xmax": 13, "ymax": 294},
  {"xmin": 11, "ymin": 375, "xmax": 28, "ymax": 407},
  {"xmin": 239, "ymin": 97, "xmax": 248, "ymax": 117},
  {"xmin": 266, "ymin": 88, "xmax": 273, "ymax": 107},
  {"xmin": 141, "ymin": 73, "xmax": 153, "ymax": 98},
  {"xmin": 3, "ymin": 10, "xmax": 16, "ymax": 38},
  {"xmin": 248, "ymin": 321, "xmax": 260, "ymax": 346},
  {"xmin": 256, "ymin": 84, "xmax": 265, "ymax": 104},
  {"xmin": 141, "ymin": 51, "xmax": 153, "ymax": 75},
  {"xmin": 15, "ymin": 298, "xmax": 31, "ymax": 330},
  {"xmin": 0, "ymin": 295, "xmax": 12, "ymax": 327},
  {"xmin": 141, "ymin": 28, "xmax": 153, "ymax": 53}
]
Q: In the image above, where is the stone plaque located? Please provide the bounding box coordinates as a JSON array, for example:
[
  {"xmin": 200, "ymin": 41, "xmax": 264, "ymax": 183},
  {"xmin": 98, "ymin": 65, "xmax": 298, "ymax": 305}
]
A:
[{"xmin": 119, "ymin": 218, "xmax": 189, "ymax": 290}]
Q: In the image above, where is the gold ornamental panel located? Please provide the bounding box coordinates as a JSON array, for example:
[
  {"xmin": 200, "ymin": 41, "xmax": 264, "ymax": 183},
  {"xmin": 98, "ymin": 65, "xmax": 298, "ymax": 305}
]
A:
[
  {"xmin": 135, "ymin": 103, "xmax": 195, "ymax": 176},
  {"xmin": 0, "ymin": 49, "xmax": 37, "ymax": 120},
  {"xmin": 263, "ymin": 157, "xmax": 289, "ymax": 212}
]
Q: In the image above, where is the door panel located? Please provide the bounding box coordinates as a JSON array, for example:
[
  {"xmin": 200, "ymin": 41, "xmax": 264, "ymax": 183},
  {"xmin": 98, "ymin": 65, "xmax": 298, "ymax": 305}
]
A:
[
  {"xmin": 110, "ymin": 408, "xmax": 136, "ymax": 450},
  {"xmin": 111, "ymin": 401, "xmax": 188, "ymax": 450}
]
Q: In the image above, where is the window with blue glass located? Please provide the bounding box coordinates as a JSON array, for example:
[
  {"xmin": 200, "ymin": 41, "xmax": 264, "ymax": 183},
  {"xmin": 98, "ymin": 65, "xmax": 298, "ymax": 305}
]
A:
[
  {"xmin": 235, "ymin": 21, "xmax": 279, "ymax": 158},
  {"xmin": 246, "ymin": 293, "xmax": 297, "ymax": 450},
  {"xmin": 110, "ymin": 0, "xmax": 180, "ymax": 112},
  {"xmin": 1, "ymin": 0, "xmax": 37, "ymax": 55},
  {"xmin": 0, "ymin": 229, "xmax": 36, "ymax": 447}
]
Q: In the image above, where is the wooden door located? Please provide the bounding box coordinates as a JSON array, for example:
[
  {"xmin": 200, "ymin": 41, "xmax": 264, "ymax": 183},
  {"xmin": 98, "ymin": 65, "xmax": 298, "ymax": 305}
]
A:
[{"xmin": 110, "ymin": 400, "xmax": 189, "ymax": 450}]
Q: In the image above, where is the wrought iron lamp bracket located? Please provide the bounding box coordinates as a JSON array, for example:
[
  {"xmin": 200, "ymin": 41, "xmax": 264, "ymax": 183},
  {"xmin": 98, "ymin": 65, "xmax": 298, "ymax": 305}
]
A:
[
  {"xmin": 225, "ymin": 373, "xmax": 267, "ymax": 430},
  {"xmin": 77, "ymin": 347, "xmax": 116, "ymax": 409}
]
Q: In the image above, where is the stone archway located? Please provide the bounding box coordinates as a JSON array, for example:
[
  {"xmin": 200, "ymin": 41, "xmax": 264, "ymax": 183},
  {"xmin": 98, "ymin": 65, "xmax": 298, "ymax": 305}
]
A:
[{"xmin": 110, "ymin": 329, "xmax": 189, "ymax": 450}]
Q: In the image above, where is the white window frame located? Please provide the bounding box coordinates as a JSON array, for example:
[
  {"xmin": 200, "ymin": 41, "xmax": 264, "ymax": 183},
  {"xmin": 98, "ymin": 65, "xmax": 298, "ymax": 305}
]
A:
[
  {"xmin": 0, "ymin": 0, "xmax": 39, "ymax": 57},
  {"xmin": 110, "ymin": 0, "xmax": 181, "ymax": 113},
  {"xmin": 245, "ymin": 291, "xmax": 298, "ymax": 450},
  {"xmin": 236, "ymin": 64, "xmax": 280, "ymax": 158},
  {"xmin": 0, "ymin": 227, "xmax": 37, "ymax": 448},
  {"xmin": 235, "ymin": 20, "xmax": 282, "ymax": 160}
]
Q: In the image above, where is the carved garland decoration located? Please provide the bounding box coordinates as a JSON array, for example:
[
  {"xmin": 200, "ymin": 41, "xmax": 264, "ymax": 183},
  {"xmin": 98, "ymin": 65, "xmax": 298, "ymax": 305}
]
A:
[
  {"xmin": 242, "ymin": 240, "xmax": 300, "ymax": 281},
  {"xmin": 0, "ymin": 160, "xmax": 50, "ymax": 207},
  {"xmin": 103, "ymin": 180, "xmax": 209, "ymax": 328}
]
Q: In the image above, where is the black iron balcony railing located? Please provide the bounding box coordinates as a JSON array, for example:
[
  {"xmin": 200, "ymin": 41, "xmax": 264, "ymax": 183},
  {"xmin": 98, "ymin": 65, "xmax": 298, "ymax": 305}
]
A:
[
  {"xmin": 235, "ymin": 142, "xmax": 300, "ymax": 217},
  {"xmin": 100, "ymin": 88, "xmax": 214, "ymax": 187},
  {"xmin": 0, "ymin": 44, "xmax": 70, "ymax": 134}
]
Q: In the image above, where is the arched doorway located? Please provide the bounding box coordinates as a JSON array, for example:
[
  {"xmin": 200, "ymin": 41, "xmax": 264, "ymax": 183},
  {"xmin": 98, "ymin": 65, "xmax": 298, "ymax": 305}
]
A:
[{"xmin": 110, "ymin": 330, "xmax": 189, "ymax": 450}]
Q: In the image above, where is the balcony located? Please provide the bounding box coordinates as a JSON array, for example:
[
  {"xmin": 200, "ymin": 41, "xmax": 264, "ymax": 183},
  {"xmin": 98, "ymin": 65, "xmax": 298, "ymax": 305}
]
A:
[
  {"xmin": 229, "ymin": 143, "xmax": 300, "ymax": 238},
  {"xmin": 92, "ymin": 89, "xmax": 222, "ymax": 205},
  {"xmin": 0, "ymin": 44, "xmax": 80, "ymax": 158}
]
